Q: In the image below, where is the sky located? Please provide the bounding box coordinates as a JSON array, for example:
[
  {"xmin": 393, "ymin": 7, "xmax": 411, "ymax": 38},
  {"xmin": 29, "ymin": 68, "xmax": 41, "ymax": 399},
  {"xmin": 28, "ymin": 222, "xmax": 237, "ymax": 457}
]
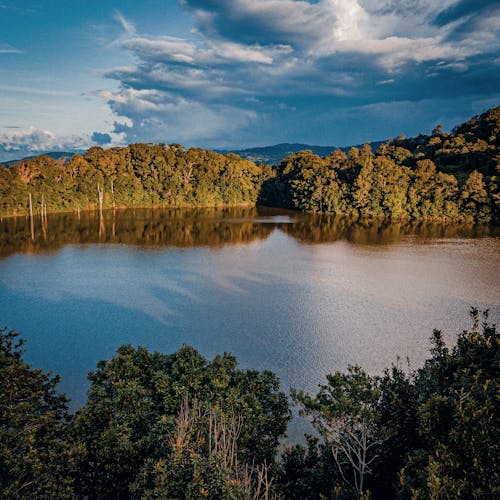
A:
[{"xmin": 0, "ymin": 0, "xmax": 499, "ymax": 161}]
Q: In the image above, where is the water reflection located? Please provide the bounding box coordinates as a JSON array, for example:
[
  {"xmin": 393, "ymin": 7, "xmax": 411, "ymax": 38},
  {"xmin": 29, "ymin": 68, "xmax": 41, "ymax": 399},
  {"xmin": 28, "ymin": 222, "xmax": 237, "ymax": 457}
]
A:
[
  {"xmin": 0, "ymin": 207, "xmax": 497, "ymax": 258},
  {"xmin": 0, "ymin": 207, "xmax": 498, "ymax": 432}
]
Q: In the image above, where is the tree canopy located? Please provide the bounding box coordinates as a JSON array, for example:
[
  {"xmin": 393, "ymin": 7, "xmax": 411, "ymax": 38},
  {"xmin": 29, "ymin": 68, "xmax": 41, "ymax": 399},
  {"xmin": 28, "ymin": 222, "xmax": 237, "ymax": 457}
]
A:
[
  {"xmin": 1, "ymin": 106, "xmax": 499, "ymax": 223},
  {"xmin": 1, "ymin": 309, "xmax": 498, "ymax": 498}
]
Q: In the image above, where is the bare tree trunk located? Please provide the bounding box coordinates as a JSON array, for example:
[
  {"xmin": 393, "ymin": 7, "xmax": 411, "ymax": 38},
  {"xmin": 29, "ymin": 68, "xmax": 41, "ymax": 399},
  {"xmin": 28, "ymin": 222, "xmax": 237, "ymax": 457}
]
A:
[
  {"xmin": 40, "ymin": 194, "xmax": 47, "ymax": 239},
  {"xmin": 168, "ymin": 398, "xmax": 276, "ymax": 499},
  {"xmin": 328, "ymin": 419, "xmax": 383, "ymax": 498},
  {"xmin": 111, "ymin": 179, "xmax": 115, "ymax": 209},
  {"xmin": 29, "ymin": 193, "xmax": 34, "ymax": 240},
  {"xmin": 97, "ymin": 183, "xmax": 104, "ymax": 218},
  {"xmin": 97, "ymin": 183, "xmax": 105, "ymax": 239},
  {"xmin": 41, "ymin": 193, "xmax": 48, "ymax": 221}
]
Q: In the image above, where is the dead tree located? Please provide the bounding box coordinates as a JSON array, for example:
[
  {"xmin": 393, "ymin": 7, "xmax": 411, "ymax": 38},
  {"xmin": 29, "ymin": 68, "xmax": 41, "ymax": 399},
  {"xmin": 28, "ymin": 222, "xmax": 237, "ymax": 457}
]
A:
[
  {"xmin": 325, "ymin": 415, "xmax": 384, "ymax": 497},
  {"xmin": 168, "ymin": 397, "xmax": 276, "ymax": 499},
  {"xmin": 97, "ymin": 183, "xmax": 104, "ymax": 217},
  {"xmin": 28, "ymin": 193, "xmax": 34, "ymax": 240},
  {"xmin": 110, "ymin": 179, "xmax": 115, "ymax": 209}
]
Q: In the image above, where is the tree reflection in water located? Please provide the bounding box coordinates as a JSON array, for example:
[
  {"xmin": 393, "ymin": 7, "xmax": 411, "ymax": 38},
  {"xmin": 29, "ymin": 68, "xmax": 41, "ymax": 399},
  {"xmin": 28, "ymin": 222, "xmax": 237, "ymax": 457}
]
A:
[{"xmin": 0, "ymin": 207, "xmax": 497, "ymax": 260}]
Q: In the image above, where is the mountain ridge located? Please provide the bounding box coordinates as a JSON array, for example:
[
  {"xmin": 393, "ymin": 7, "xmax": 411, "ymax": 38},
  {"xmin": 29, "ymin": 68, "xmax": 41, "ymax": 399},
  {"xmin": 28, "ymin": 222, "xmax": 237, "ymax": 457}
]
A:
[
  {"xmin": 2, "ymin": 142, "xmax": 385, "ymax": 167},
  {"xmin": 221, "ymin": 141, "xmax": 386, "ymax": 164}
]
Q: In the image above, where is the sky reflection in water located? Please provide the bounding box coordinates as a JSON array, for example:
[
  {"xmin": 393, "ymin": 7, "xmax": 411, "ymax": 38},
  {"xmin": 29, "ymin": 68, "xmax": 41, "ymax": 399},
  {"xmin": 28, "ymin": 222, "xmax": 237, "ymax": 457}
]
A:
[{"xmin": 0, "ymin": 208, "xmax": 498, "ymax": 427}]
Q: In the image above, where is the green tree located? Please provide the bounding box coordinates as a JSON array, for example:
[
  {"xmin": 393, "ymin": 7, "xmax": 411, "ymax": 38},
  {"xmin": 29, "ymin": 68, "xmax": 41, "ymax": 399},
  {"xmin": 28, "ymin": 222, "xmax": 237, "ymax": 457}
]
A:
[
  {"xmin": 398, "ymin": 310, "xmax": 499, "ymax": 499},
  {"xmin": 0, "ymin": 327, "xmax": 75, "ymax": 498},
  {"xmin": 459, "ymin": 170, "xmax": 492, "ymax": 222},
  {"xmin": 278, "ymin": 436, "xmax": 341, "ymax": 499},
  {"xmin": 72, "ymin": 344, "xmax": 289, "ymax": 499}
]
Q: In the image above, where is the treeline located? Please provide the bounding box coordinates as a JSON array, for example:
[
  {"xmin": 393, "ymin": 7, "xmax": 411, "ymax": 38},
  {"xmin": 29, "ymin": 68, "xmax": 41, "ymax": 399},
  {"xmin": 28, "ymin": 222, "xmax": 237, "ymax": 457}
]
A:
[
  {"xmin": 1, "ymin": 310, "xmax": 498, "ymax": 498},
  {"xmin": 0, "ymin": 144, "xmax": 272, "ymax": 217},
  {"xmin": 396, "ymin": 106, "xmax": 500, "ymax": 179},
  {"xmin": 1, "ymin": 107, "xmax": 499, "ymax": 223},
  {"xmin": 267, "ymin": 147, "xmax": 496, "ymax": 223},
  {"xmin": 265, "ymin": 106, "xmax": 499, "ymax": 223},
  {"xmin": 265, "ymin": 107, "xmax": 500, "ymax": 223}
]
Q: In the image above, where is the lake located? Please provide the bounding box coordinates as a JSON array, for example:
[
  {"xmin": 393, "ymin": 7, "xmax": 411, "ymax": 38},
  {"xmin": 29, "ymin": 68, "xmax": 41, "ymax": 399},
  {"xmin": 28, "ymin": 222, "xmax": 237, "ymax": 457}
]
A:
[{"xmin": 0, "ymin": 207, "xmax": 499, "ymax": 426}]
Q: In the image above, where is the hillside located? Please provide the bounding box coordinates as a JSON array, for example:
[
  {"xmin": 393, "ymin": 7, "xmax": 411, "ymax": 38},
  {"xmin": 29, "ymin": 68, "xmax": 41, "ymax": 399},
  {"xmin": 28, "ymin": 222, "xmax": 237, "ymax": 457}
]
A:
[
  {"xmin": 3, "ymin": 151, "xmax": 79, "ymax": 168},
  {"xmin": 223, "ymin": 143, "xmax": 338, "ymax": 164},
  {"xmin": 392, "ymin": 106, "xmax": 500, "ymax": 179},
  {"xmin": 225, "ymin": 141, "xmax": 385, "ymax": 165}
]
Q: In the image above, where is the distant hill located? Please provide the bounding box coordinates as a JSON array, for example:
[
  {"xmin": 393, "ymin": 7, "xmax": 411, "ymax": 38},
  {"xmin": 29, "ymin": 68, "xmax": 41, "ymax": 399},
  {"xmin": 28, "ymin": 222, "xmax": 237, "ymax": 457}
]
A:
[
  {"xmin": 223, "ymin": 141, "xmax": 385, "ymax": 165},
  {"xmin": 4, "ymin": 141, "xmax": 385, "ymax": 167},
  {"xmin": 2, "ymin": 151, "xmax": 80, "ymax": 167},
  {"xmin": 222, "ymin": 143, "xmax": 337, "ymax": 165}
]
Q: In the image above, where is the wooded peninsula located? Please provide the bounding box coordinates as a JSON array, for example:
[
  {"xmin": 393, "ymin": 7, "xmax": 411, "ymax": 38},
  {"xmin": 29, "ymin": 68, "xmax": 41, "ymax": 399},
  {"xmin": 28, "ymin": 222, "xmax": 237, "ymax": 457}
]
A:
[{"xmin": 1, "ymin": 106, "xmax": 499, "ymax": 222}]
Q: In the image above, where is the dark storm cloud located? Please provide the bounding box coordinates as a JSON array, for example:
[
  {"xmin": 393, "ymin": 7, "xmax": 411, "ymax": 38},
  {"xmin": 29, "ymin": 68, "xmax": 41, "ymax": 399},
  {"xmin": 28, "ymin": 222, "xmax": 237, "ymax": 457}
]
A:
[
  {"xmin": 434, "ymin": 0, "xmax": 500, "ymax": 26},
  {"xmin": 96, "ymin": 0, "xmax": 500, "ymax": 148}
]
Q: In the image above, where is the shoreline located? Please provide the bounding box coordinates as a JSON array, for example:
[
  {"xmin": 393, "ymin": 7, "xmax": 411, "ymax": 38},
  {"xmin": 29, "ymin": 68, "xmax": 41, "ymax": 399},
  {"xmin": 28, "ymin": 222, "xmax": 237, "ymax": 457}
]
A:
[{"xmin": 1, "ymin": 203, "xmax": 495, "ymax": 226}]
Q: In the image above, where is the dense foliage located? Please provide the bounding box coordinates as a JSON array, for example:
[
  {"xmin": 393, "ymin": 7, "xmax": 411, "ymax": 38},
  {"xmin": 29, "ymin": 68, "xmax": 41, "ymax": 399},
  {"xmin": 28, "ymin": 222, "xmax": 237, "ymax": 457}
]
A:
[
  {"xmin": 1, "ymin": 107, "xmax": 499, "ymax": 223},
  {"xmin": 263, "ymin": 107, "xmax": 499, "ymax": 223},
  {"xmin": 0, "ymin": 327, "xmax": 75, "ymax": 498},
  {"xmin": 288, "ymin": 309, "xmax": 499, "ymax": 498},
  {"xmin": 1, "ymin": 315, "xmax": 498, "ymax": 498},
  {"xmin": 0, "ymin": 144, "xmax": 271, "ymax": 217},
  {"xmin": 72, "ymin": 344, "xmax": 289, "ymax": 499}
]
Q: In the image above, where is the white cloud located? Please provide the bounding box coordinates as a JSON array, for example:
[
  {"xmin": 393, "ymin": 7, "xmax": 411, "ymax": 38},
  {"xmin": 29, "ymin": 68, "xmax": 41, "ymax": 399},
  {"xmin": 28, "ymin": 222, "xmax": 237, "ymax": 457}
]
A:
[
  {"xmin": 182, "ymin": 0, "xmax": 498, "ymax": 68},
  {"xmin": 113, "ymin": 9, "xmax": 136, "ymax": 35},
  {"xmin": 0, "ymin": 127, "xmax": 93, "ymax": 162},
  {"xmin": 0, "ymin": 127, "xmax": 57, "ymax": 152},
  {"xmin": 93, "ymin": 1, "xmax": 500, "ymax": 147},
  {"xmin": 97, "ymin": 87, "xmax": 257, "ymax": 145},
  {"xmin": 115, "ymin": 28, "xmax": 293, "ymax": 66}
]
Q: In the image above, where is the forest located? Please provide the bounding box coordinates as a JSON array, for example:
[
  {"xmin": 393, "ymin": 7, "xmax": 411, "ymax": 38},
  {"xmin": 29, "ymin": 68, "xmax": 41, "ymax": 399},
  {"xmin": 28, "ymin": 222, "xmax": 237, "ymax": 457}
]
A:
[
  {"xmin": 0, "ymin": 106, "xmax": 499, "ymax": 223},
  {"xmin": 1, "ymin": 308, "xmax": 498, "ymax": 499}
]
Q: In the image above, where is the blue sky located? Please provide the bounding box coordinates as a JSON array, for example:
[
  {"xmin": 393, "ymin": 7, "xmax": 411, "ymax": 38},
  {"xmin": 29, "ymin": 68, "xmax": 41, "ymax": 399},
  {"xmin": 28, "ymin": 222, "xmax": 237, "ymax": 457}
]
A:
[{"xmin": 0, "ymin": 0, "xmax": 499, "ymax": 160}]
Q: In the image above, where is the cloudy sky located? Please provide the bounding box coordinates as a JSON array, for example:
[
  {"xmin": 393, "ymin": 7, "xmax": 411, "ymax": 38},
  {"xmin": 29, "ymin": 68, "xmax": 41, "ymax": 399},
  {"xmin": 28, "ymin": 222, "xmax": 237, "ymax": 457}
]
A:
[{"xmin": 0, "ymin": 0, "xmax": 499, "ymax": 160}]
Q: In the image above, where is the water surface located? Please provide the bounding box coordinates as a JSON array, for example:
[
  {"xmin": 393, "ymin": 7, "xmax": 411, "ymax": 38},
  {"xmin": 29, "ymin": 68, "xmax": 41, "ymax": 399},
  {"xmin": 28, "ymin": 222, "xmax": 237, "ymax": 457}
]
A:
[{"xmin": 0, "ymin": 208, "xmax": 498, "ymax": 420}]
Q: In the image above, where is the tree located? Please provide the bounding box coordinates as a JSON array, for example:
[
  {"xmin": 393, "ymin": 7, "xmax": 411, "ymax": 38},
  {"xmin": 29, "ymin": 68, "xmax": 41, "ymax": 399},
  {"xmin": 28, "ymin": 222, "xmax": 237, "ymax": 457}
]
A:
[
  {"xmin": 398, "ymin": 310, "xmax": 499, "ymax": 498},
  {"xmin": 293, "ymin": 367, "xmax": 386, "ymax": 498},
  {"xmin": 0, "ymin": 327, "xmax": 75, "ymax": 498},
  {"xmin": 278, "ymin": 436, "xmax": 340, "ymax": 499},
  {"xmin": 133, "ymin": 397, "xmax": 275, "ymax": 499},
  {"xmin": 71, "ymin": 344, "xmax": 290, "ymax": 498},
  {"xmin": 459, "ymin": 170, "xmax": 492, "ymax": 222}
]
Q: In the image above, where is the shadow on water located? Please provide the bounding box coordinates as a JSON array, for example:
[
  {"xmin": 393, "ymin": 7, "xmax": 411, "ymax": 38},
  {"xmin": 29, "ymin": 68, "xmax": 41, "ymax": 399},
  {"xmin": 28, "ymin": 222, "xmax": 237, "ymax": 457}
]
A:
[{"xmin": 0, "ymin": 206, "xmax": 497, "ymax": 259}]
